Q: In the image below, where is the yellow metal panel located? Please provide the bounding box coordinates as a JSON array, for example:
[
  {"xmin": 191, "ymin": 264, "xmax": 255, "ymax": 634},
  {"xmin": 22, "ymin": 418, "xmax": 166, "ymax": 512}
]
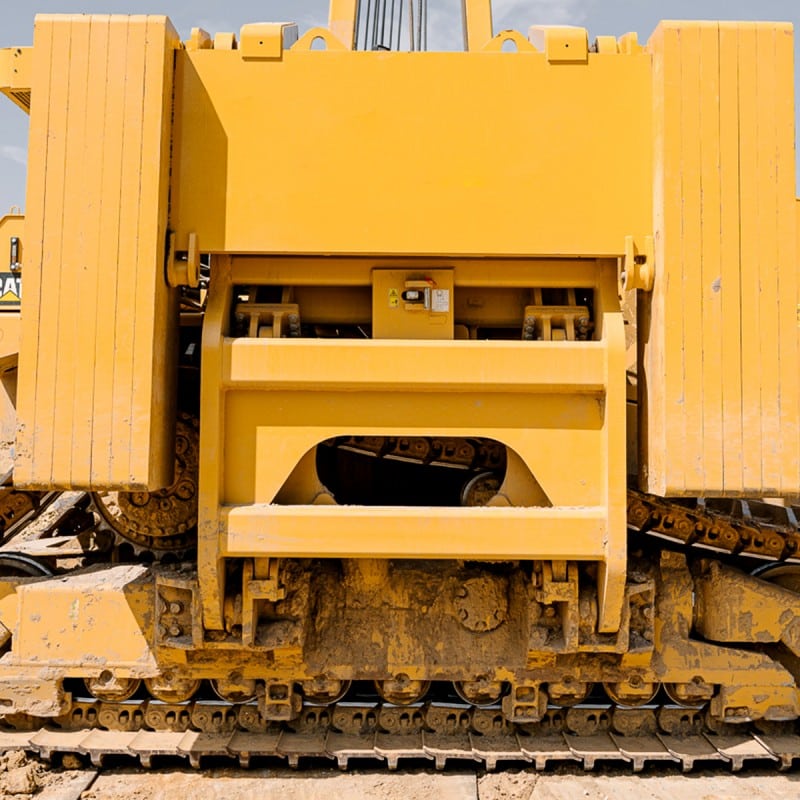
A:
[
  {"xmin": 228, "ymin": 394, "xmax": 605, "ymax": 505},
  {"xmin": 776, "ymin": 39, "xmax": 800, "ymax": 497},
  {"xmin": 135, "ymin": 16, "xmax": 181, "ymax": 489},
  {"xmin": 698, "ymin": 23, "xmax": 723, "ymax": 492},
  {"xmin": 738, "ymin": 24, "xmax": 762, "ymax": 491},
  {"xmin": 15, "ymin": 15, "xmax": 180, "ymax": 490},
  {"xmin": 230, "ymin": 256, "xmax": 601, "ymax": 288},
  {"xmin": 224, "ymin": 505, "xmax": 607, "ymax": 560},
  {"xmin": 642, "ymin": 21, "xmax": 800, "ymax": 498},
  {"xmin": 678, "ymin": 23, "xmax": 704, "ymax": 492},
  {"xmin": 718, "ymin": 24, "xmax": 744, "ymax": 492},
  {"xmin": 64, "ymin": 17, "xmax": 96, "ymax": 486},
  {"xmin": 754, "ymin": 25, "xmax": 781, "ymax": 492},
  {"xmin": 222, "ymin": 339, "xmax": 607, "ymax": 393},
  {"xmin": 17, "ymin": 14, "xmax": 63, "ymax": 486},
  {"xmin": 172, "ymin": 49, "xmax": 652, "ymax": 257},
  {"xmin": 90, "ymin": 17, "xmax": 129, "ymax": 485},
  {"xmin": 13, "ymin": 565, "xmax": 155, "ymax": 669}
]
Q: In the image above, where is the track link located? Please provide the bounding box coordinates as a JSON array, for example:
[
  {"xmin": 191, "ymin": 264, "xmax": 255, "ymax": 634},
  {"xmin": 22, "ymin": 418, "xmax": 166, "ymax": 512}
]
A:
[
  {"xmin": 628, "ymin": 491, "xmax": 800, "ymax": 563},
  {"xmin": 3, "ymin": 699, "xmax": 800, "ymax": 771}
]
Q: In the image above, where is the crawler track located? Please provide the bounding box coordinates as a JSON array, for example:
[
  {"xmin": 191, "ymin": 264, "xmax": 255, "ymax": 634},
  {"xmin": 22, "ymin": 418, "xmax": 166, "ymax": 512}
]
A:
[
  {"xmin": 5, "ymin": 444, "xmax": 800, "ymax": 772},
  {"xmin": 3, "ymin": 696, "xmax": 800, "ymax": 771}
]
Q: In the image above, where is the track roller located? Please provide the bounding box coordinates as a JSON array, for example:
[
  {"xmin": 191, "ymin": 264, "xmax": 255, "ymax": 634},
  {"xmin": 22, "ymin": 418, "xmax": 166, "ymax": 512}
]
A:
[
  {"xmin": 144, "ymin": 675, "xmax": 201, "ymax": 703},
  {"xmin": 375, "ymin": 675, "xmax": 430, "ymax": 705},
  {"xmin": 547, "ymin": 680, "xmax": 592, "ymax": 707},
  {"xmin": 85, "ymin": 674, "xmax": 141, "ymax": 701},
  {"xmin": 663, "ymin": 681, "xmax": 714, "ymax": 707},
  {"xmin": 301, "ymin": 678, "xmax": 351, "ymax": 705},
  {"xmin": 453, "ymin": 678, "xmax": 505, "ymax": 706},
  {"xmin": 603, "ymin": 679, "xmax": 659, "ymax": 707},
  {"xmin": 211, "ymin": 677, "xmax": 258, "ymax": 703}
]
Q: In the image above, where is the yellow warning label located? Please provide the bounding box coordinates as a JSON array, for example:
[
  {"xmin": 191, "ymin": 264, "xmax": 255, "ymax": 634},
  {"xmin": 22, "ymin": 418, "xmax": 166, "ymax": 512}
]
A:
[{"xmin": 389, "ymin": 288, "xmax": 399, "ymax": 308}]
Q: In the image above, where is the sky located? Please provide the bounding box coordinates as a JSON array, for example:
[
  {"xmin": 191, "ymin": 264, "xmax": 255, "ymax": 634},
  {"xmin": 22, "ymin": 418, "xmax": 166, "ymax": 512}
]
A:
[{"xmin": 0, "ymin": 0, "xmax": 799, "ymax": 212}]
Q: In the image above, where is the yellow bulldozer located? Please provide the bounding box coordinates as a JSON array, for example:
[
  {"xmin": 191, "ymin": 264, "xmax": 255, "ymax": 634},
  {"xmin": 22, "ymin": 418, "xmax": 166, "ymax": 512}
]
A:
[{"xmin": 1, "ymin": 0, "xmax": 800, "ymax": 770}]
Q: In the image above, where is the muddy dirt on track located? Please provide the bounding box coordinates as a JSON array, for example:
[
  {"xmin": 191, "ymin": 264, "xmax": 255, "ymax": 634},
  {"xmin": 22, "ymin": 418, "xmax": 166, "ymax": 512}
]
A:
[{"xmin": 4, "ymin": 752, "xmax": 800, "ymax": 800}]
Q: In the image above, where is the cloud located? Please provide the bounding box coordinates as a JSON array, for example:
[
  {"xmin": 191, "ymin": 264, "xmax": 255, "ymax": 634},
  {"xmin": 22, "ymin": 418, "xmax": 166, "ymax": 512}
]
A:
[
  {"xmin": 493, "ymin": 0, "xmax": 593, "ymax": 29},
  {"xmin": 0, "ymin": 145, "xmax": 26, "ymax": 167}
]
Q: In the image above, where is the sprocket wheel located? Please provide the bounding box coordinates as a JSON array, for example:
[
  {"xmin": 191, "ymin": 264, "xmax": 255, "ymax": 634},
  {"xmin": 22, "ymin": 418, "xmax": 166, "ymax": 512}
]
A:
[{"xmin": 90, "ymin": 413, "xmax": 199, "ymax": 552}]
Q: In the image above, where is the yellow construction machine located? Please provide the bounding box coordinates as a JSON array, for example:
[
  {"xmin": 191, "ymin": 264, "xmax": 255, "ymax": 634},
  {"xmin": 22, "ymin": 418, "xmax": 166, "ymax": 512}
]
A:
[{"xmin": 1, "ymin": 0, "xmax": 800, "ymax": 770}]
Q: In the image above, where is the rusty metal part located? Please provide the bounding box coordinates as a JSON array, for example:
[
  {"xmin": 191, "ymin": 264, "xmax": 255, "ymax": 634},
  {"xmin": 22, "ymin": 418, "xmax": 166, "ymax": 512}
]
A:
[
  {"xmin": 89, "ymin": 413, "xmax": 199, "ymax": 552},
  {"xmin": 326, "ymin": 435, "xmax": 506, "ymax": 473},
  {"xmin": 0, "ymin": 488, "xmax": 57, "ymax": 544},
  {"xmin": 628, "ymin": 490, "xmax": 800, "ymax": 562}
]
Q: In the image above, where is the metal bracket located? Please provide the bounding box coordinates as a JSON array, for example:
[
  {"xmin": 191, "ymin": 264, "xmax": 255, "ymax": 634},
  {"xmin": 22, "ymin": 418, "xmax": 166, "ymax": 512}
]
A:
[
  {"xmin": 239, "ymin": 23, "xmax": 299, "ymax": 60},
  {"xmin": 242, "ymin": 557, "xmax": 286, "ymax": 646},
  {"xmin": 9, "ymin": 236, "xmax": 20, "ymax": 271},
  {"xmin": 166, "ymin": 232, "xmax": 200, "ymax": 288},
  {"xmin": 619, "ymin": 234, "xmax": 655, "ymax": 293}
]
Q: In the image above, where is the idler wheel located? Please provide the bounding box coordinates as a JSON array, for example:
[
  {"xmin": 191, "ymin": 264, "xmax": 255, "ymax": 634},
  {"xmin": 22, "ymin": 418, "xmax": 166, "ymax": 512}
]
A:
[
  {"xmin": 211, "ymin": 677, "xmax": 258, "ymax": 703},
  {"xmin": 145, "ymin": 674, "xmax": 201, "ymax": 703},
  {"xmin": 753, "ymin": 563, "xmax": 800, "ymax": 592},
  {"xmin": 301, "ymin": 678, "xmax": 351, "ymax": 705},
  {"xmin": 0, "ymin": 553, "xmax": 53, "ymax": 577},
  {"xmin": 85, "ymin": 673, "xmax": 141, "ymax": 701},
  {"xmin": 453, "ymin": 678, "xmax": 505, "ymax": 707},
  {"xmin": 375, "ymin": 675, "xmax": 430, "ymax": 705},
  {"xmin": 91, "ymin": 413, "xmax": 198, "ymax": 552},
  {"xmin": 460, "ymin": 471, "xmax": 501, "ymax": 507}
]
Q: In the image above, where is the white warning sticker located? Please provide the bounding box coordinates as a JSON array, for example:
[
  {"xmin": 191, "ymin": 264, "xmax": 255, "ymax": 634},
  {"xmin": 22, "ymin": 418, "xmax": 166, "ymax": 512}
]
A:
[{"xmin": 431, "ymin": 289, "xmax": 450, "ymax": 313}]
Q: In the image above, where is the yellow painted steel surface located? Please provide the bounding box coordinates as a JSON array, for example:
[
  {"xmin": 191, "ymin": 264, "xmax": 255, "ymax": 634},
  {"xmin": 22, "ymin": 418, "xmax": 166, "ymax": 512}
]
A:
[
  {"xmin": 0, "ymin": 6, "xmax": 799, "ymax": 726},
  {"xmin": 197, "ymin": 256, "xmax": 626, "ymax": 632},
  {"xmin": 14, "ymin": 15, "xmax": 181, "ymax": 490},
  {"xmin": 170, "ymin": 45, "xmax": 652, "ymax": 257},
  {"xmin": 641, "ymin": 21, "xmax": 800, "ymax": 498}
]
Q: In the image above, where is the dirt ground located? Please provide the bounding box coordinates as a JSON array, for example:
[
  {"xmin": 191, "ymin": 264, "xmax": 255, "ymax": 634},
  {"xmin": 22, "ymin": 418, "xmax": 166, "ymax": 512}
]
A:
[{"xmin": 5, "ymin": 751, "xmax": 800, "ymax": 800}]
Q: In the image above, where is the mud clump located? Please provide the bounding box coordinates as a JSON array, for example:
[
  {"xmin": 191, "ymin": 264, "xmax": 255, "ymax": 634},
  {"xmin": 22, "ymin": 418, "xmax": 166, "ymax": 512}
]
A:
[{"xmin": 0, "ymin": 750, "xmax": 43, "ymax": 797}]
